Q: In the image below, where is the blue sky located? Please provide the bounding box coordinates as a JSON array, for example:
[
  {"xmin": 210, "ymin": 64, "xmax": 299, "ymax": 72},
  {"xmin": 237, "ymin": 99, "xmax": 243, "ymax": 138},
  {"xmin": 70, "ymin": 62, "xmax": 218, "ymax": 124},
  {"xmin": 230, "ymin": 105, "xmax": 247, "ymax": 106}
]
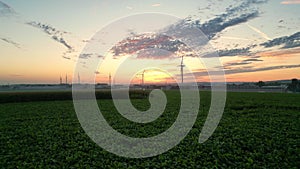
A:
[{"xmin": 0, "ymin": 0, "xmax": 300, "ymax": 84}]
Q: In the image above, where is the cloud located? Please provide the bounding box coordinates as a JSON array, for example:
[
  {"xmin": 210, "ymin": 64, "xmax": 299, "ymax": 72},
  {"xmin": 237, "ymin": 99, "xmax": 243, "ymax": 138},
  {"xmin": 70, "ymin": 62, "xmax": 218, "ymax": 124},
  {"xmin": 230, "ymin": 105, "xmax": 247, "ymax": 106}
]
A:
[
  {"xmin": 243, "ymin": 58, "xmax": 263, "ymax": 62},
  {"xmin": 223, "ymin": 58, "xmax": 263, "ymax": 67},
  {"xmin": 227, "ymin": 64, "xmax": 300, "ymax": 74},
  {"xmin": 62, "ymin": 56, "xmax": 71, "ymax": 60},
  {"xmin": 257, "ymin": 47, "xmax": 300, "ymax": 57},
  {"xmin": 218, "ymin": 47, "xmax": 251, "ymax": 57},
  {"xmin": 260, "ymin": 32, "xmax": 300, "ymax": 49},
  {"xmin": 79, "ymin": 53, "xmax": 104, "ymax": 59},
  {"xmin": 79, "ymin": 53, "xmax": 93, "ymax": 59},
  {"xmin": 111, "ymin": 0, "xmax": 300, "ymax": 62},
  {"xmin": 26, "ymin": 21, "xmax": 73, "ymax": 51},
  {"xmin": 26, "ymin": 21, "xmax": 64, "ymax": 35},
  {"xmin": 225, "ymin": 0, "xmax": 267, "ymax": 13},
  {"xmin": 188, "ymin": 64, "xmax": 300, "ymax": 76},
  {"xmin": 111, "ymin": 34, "xmax": 188, "ymax": 58},
  {"xmin": 0, "ymin": 1, "xmax": 16, "ymax": 16},
  {"xmin": 136, "ymin": 48, "xmax": 175, "ymax": 60},
  {"xmin": 281, "ymin": 0, "xmax": 300, "ymax": 4},
  {"xmin": 52, "ymin": 36, "xmax": 72, "ymax": 50},
  {"xmin": 224, "ymin": 61, "xmax": 251, "ymax": 67},
  {"xmin": 110, "ymin": 0, "xmax": 267, "ymax": 59},
  {"xmin": 9, "ymin": 74, "xmax": 23, "ymax": 77},
  {"xmin": 193, "ymin": 0, "xmax": 267, "ymax": 39},
  {"xmin": 151, "ymin": 3, "xmax": 161, "ymax": 7},
  {"xmin": 198, "ymin": 12, "xmax": 259, "ymax": 40},
  {"xmin": 0, "ymin": 37, "xmax": 21, "ymax": 48},
  {"xmin": 215, "ymin": 32, "xmax": 300, "ymax": 58},
  {"xmin": 26, "ymin": 21, "xmax": 78, "ymax": 60},
  {"xmin": 0, "ymin": 2, "xmax": 76, "ymax": 57}
]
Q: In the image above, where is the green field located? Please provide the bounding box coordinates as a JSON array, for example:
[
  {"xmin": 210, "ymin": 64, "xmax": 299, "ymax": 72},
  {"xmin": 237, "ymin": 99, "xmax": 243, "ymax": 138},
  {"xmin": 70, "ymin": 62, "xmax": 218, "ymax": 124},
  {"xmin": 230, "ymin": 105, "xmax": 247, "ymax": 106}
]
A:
[{"xmin": 0, "ymin": 91, "xmax": 299, "ymax": 168}]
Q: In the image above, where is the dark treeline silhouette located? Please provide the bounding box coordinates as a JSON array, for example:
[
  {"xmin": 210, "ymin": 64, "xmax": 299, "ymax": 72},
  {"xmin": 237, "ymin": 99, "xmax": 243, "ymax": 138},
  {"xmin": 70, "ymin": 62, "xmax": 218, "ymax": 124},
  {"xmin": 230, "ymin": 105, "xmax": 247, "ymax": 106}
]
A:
[{"xmin": 288, "ymin": 78, "xmax": 300, "ymax": 93}]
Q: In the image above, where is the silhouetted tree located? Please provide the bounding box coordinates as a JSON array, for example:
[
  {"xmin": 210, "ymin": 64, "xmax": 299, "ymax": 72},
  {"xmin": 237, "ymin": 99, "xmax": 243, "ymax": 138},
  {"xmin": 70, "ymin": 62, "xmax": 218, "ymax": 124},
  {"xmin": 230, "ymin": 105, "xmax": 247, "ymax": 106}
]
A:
[
  {"xmin": 256, "ymin": 81, "xmax": 265, "ymax": 88},
  {"xmin": 288, "ymin": 78, "xmax": 299, "ymax": 92}
]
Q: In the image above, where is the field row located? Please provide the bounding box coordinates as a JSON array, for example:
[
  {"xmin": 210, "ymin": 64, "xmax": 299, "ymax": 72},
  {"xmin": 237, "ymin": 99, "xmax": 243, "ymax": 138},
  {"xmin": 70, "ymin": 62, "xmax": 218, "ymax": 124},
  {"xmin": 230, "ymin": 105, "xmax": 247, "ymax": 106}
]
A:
[{"xmin": 0, "ymin": 91, "xmax": 299, "ymax": 168}]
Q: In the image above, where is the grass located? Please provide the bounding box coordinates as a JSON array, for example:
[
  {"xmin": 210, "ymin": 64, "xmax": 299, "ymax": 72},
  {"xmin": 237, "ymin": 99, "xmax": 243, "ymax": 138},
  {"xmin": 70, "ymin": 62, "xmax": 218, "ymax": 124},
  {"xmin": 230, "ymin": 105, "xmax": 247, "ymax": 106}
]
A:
[{"xmin": 0, "ymin": 91, "xmax": 299, "ymax": 168}]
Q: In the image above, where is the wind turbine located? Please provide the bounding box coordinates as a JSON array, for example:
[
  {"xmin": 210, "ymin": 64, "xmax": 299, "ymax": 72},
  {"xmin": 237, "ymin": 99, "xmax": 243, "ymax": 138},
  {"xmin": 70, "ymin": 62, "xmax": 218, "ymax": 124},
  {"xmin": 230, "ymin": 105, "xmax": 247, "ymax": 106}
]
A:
[
  {"xmin": 109, "ymin": 73, "xmax": 112, "ymax": 86},
  {"xmin": 178, "ymin": 56, "xmax": 185, "ymax": 84},
  {"xmin": 141, "ymin": 70, "xmax": 145, "ymax": 87},
  {"xmin": 136, "ymin": 70, "xmax": 146, "ymax": 90},
  {"xmin": 78, "ymin": 73, "xmax": 80, "ymax": 84},
  {"xmin": 60, "ymin": 76, "xmax": 62, "ymax": 84}
]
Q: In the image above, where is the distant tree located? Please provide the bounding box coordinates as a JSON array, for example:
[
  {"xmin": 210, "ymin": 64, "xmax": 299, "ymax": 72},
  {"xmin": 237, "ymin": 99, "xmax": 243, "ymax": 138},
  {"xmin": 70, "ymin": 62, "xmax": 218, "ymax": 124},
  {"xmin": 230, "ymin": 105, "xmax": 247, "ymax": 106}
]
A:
[
  {"xmin": 291, "ymin": 78, "xmax": 298, "ymax": 85},
  {"xmin": 256, "ymin": 81, "xmax": 265, "ymax": 88},
  {"xmin": 288, "ymin": 78, "xmax": 299, "ymax": 92}
]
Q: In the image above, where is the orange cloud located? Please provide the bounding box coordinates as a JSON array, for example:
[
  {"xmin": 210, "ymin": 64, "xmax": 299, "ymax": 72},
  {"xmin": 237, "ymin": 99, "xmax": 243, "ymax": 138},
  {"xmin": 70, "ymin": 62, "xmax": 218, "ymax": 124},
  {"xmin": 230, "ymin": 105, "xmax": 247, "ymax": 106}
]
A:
[
  {"xmin": 281, "ymin": 0, "xmax": 300, "ymax": 4},
  {"xmin": 257, "ymin": 47, "xmax": 300, "ymax": 58},
  {"xmin": 226, "ymin": 67, "xmax": 300, "ymax": 82}
]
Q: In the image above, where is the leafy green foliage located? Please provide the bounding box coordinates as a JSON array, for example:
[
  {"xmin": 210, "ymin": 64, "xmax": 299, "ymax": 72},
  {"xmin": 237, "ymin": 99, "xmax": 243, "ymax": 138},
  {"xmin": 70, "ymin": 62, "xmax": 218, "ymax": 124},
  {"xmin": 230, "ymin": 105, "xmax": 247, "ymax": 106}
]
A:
[
  {"xmin": 0, "ymin": 90, "xmax": 148, "ymax": 103},
  {"xmin": 0, "ymin": 91, "xmax": 299, "ymax": 168}
]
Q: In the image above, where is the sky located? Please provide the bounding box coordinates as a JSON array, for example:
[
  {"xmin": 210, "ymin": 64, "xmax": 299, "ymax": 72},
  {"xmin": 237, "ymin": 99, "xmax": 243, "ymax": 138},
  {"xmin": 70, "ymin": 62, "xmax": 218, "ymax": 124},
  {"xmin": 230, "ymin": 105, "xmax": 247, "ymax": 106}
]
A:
[{"xmin": 0, "ymin": 0, "xmax": 300, "ymax": 84}]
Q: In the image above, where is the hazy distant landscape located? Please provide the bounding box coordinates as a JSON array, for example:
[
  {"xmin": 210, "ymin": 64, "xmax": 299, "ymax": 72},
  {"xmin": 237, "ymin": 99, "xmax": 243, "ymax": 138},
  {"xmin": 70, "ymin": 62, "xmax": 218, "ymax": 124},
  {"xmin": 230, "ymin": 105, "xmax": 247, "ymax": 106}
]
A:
[{"xmin": 0, "ymin": 78, "xmax": 298, "ymax": 93}]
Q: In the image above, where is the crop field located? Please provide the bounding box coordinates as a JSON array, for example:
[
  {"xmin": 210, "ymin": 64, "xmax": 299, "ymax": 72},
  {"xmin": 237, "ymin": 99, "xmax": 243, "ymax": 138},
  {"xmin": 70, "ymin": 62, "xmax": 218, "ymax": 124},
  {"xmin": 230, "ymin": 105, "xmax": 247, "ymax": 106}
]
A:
[{"xmin": 0, "ymin": 91, "xmax": 299, "ymax": 168}]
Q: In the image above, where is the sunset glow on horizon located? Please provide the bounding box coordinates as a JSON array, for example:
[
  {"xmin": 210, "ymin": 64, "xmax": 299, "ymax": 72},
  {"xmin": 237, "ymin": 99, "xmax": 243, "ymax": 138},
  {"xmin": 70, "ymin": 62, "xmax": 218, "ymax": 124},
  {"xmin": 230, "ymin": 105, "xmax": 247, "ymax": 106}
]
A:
[{"xmin": 1, "ymin": 0, "xmax": 299, "ymax": 84}]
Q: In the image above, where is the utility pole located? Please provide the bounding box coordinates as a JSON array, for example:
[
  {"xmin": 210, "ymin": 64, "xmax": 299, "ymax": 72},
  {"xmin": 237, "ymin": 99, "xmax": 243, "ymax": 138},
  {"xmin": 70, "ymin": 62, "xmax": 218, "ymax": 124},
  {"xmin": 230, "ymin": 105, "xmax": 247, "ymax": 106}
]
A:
[{"xmin": 65, "ymin": 74, "xmax": 68, "ymax": 84}]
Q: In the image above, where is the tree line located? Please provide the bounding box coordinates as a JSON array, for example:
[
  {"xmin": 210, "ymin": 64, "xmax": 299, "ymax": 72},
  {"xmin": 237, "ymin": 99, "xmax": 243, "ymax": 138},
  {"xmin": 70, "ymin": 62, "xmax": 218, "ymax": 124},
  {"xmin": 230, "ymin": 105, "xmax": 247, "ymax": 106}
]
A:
[
  {"xmin": 287, "ymin": 78, "xmax": 300, "ymax": 93},
  {"xmin": 255, "ymin": 78, "xmax": 300, "ymax": 93}
]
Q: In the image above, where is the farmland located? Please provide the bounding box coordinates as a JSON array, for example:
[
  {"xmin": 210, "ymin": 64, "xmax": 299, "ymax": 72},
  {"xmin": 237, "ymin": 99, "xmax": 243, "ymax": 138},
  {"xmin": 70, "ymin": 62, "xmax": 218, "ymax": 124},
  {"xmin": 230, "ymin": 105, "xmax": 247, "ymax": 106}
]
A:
[{"xmin": 0, "ymin": 91, "xmax": 299, "ymax": 168}]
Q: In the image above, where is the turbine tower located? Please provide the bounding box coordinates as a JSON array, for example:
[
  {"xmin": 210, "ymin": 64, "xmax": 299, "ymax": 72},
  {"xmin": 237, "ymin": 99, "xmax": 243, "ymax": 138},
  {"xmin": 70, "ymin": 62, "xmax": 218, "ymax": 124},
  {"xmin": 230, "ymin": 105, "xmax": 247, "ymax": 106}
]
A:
[
  {"xmin": 78, "ymin": 73, "xmax": 80, "ymax": 84},
  {"xmin": 137, "ymin": 70, "xmax": 146, "ymax": 90},
  {"xmin": 109, "ymin": 73, "xmax": 111, "ymax": 86},
  {"xmin": 60, "ymin": 76, "xmax": 62, "ymax": 84},
  {"xmin": 178, "ymin": 56, "xmax": 185, "ymax": 84},
  {"xmin": 141, "ymin": 70, "xmax": 145, "ymax": 87}
]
